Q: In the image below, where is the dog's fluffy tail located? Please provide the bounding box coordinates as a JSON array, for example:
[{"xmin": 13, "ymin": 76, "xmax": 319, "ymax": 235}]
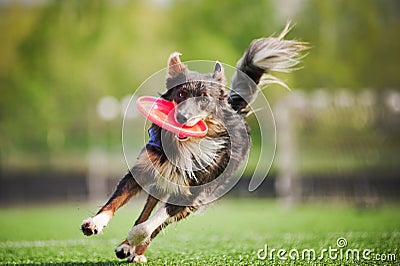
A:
[{"xmin": 229, "ymin": 23, "xmax": 308, "ymax": 112}]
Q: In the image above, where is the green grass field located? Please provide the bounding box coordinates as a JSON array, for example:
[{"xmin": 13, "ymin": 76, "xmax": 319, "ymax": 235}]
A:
[{"xmin": 0, "ymin": 198, "xmax": 399, "ymax": 265}]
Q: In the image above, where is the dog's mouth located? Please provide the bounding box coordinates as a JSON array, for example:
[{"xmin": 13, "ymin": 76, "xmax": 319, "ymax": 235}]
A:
[
  {"xmin": 174, "ymin": 114, "xmax": 207, "ymax": 141},
  {"xmin": 184, "ymin": 116, "xmax": 205, "ymax": 127}
]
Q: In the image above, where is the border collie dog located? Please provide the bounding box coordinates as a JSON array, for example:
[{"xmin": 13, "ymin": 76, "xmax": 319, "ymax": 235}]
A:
[{"xmin": 81, "ymin": 24, "xmax": 307, "ymax": 263}]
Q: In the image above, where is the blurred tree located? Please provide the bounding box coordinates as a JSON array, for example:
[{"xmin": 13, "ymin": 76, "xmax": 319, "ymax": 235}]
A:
[
  {"xmin": 294, "ymin": 0, "xmax": 400, "ymax": 90},
  {"xmin": 166, "ymin": 0, "xmax": 276, "ymax": 64},
  {"xmin": 2, "ymin": 1, "xmax": 108, "ymax": 153},
  {"xmin": 1, "ymin": 0, "xmax": 173, "ymax": 159}
]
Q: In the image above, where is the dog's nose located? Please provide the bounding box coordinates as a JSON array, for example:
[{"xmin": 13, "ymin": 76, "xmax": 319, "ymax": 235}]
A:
[{"xmin": 175, "ymin": 113, "xmax": 188, "ymax": 124}]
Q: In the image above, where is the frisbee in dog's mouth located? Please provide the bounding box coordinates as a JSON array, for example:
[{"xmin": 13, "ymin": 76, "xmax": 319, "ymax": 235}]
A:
[{"xmin": 136, "ymin": 96, "xmax": 208, "ymax": 139}]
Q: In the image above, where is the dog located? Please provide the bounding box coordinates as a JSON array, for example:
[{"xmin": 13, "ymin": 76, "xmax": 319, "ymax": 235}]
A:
[{"xmin": 81, "ymin": 24, "xmax": 307, "ymax": 263}]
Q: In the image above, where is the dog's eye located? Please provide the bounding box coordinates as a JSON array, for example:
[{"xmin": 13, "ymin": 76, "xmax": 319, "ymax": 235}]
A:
[
  {"xmin": 200, "ymin": 97, "xmax": 209, "ymax": 103},
  {"xmin": 178, "ymin": 91, "xmax": 187, "ymax": 99}
]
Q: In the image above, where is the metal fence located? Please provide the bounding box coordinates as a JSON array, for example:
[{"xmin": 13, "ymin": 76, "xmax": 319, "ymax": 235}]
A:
[{"xmin": 274, "ymin": 89, "xmax": 400, "ymax": 204}]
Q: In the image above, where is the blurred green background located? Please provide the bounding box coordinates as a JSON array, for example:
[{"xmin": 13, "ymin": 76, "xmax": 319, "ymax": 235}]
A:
[
  {"xmin": 1, "ymin": 1, "xmax": 400, "ymax": 265},
  {"xmin": 1, "ymin": 0, "xmax": 400, "ymax": 204}
]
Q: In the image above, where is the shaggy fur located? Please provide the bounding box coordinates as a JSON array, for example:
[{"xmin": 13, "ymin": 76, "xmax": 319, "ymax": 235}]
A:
[{"xmin": 81, "ymin": 25, "xmax": 307, "ymax": 263}]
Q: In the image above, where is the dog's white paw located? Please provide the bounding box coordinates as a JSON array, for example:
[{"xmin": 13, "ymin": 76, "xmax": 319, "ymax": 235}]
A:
[
  {"xmin": 81, "ymin": 213, "xmax": 110, "ymax": 236},
  {"xmin": 115, "ymin": 243, "xmax": 135, "ymax": 259},
  {"xmin": 127, "ymin": 254, "xmax": 147, "ymax": 263},
  {"xmin": 127, "ymin": 224, "xmax": 150, "ymax": 246}
]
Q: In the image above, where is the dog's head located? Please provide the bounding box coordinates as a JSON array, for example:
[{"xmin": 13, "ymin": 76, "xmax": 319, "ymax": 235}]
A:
[{"xmin": 162, "ymin": 53, "xmax": 227, "ymax": 127}]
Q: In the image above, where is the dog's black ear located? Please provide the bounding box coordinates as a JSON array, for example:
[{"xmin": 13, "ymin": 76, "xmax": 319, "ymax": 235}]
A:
[
  {"xmin": 213, "ymin": 61, "xmax": 225, "ymax": 84},
  {"xmin": 167, "ymin": 52, "xmax": 186, "ymax": 78}
]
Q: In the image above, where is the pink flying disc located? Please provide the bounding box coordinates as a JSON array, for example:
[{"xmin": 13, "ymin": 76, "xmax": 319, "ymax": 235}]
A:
[{"xmin": 136, "ymin": 96, "xmax": 208, "ymax": 138}]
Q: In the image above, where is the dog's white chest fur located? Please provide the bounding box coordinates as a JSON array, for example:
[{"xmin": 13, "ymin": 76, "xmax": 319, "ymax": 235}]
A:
[{"xmin": 154, "ymin": 136, "xmax": 226, "ymax": 194}]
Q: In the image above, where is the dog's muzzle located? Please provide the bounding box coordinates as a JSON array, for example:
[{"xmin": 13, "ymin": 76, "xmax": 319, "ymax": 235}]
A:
[{"xmin": 175, "ymin": 112, "xmax": 203, "ymax": 127}]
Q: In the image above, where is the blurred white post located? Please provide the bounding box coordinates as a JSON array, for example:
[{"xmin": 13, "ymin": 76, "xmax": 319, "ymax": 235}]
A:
[
  {"xmin": 87, "ymin": 148, "xmax": 109, "ymax": 202},
  {"xmin": 85, "ymin": 95, "xmax": 121, "ymax": 203},
  {"xmin": 274, "ymin": 93, "xmax": 302, "ymax": 206}
]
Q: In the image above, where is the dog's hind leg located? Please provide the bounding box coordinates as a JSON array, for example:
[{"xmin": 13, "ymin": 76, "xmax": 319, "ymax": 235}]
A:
[
  {"xmin": 115, "ymin": 194, "xmax": 159, "ymax": 260},
  {"xmin": 125, "ymin": 199, "xmax": 199, "ymax": 262},
  {"xmin": 81, "ymin": 170, "xmax": 142, "ymax": 236},
  {"xmin": 126, "ymin": 207, "xmax": 194, "ymax": 263}
]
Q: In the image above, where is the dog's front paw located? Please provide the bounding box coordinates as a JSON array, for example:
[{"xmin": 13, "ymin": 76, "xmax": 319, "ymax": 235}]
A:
[
  {"xmin": 115, "ymin": 241, "xmax": 135, "ymax": 259},
  {"xmin": 81, "ymin": 213, "xmax": 110, "ymax": 236},
  {"xmin": 127, "ymin": 254, "xmax": 147, "ymax": 263},
  {"xmin": 81, "ymin": 218, "xmax": 98, "ymax": 236}
]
